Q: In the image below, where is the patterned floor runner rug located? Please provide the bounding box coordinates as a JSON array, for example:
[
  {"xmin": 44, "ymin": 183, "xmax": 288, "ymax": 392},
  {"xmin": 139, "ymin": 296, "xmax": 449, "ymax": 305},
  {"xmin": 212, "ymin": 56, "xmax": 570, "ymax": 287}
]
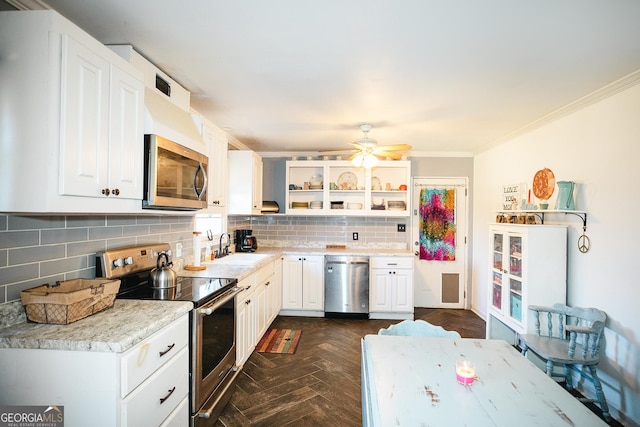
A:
[{"xmin": 256, "ymin": 329, "xmax": 302, "ymax": 354}]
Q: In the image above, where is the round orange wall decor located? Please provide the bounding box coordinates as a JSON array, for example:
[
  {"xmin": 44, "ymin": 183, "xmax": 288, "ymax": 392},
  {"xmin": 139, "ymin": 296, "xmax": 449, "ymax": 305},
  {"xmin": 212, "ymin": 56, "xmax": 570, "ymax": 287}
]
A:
[{"xmin": 532, "ymin": 168, "xmax": 555, "ymax": 200}]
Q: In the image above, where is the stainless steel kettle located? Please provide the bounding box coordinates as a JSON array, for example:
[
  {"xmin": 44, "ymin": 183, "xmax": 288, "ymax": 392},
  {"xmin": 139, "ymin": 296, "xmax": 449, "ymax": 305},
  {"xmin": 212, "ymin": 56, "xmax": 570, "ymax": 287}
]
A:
[{"xmin": 150, "ymin": 252, "xmax": 177, "ymax": 289}]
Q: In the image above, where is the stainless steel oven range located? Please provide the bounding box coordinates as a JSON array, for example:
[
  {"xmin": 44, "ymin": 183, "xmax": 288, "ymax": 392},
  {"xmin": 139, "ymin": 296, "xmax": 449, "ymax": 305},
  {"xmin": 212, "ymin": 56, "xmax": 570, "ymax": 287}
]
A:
[{"xmin": 96, "ymin": 243, "xmax": 241, "ymax": 426}]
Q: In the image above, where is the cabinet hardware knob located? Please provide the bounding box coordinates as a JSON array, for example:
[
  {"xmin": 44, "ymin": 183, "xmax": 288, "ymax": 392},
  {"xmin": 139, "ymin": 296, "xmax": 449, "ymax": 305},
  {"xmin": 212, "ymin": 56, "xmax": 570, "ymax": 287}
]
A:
[
  {"xmin": 112, "ymin": 188, "xmax": 120, "ymax": 196},
  {"xmin": 159, "ymin": 386, "xmax": 176, "ymax": 404},
  {"xmin": 246, "ymin": 299, "xmax": 251, "ymax": 304},
  {"xmin": 159, "ymin": 343, "xmax": 175, "ymax": 357},
  {"xmin": 101, "ymin": 188, "xmax": 110, "ymax": 196}
]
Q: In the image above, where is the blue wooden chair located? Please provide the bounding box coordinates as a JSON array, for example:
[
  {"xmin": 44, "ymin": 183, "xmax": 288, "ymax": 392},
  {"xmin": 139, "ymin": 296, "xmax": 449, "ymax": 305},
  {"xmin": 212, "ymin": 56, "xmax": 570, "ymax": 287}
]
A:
[
  {"xmin": 519, "ymin": 303, "xmax": 610, "ymax": 421},
  {"xmin": 378, "ymin": 319, "xmax": 461, "ymax": 338}
]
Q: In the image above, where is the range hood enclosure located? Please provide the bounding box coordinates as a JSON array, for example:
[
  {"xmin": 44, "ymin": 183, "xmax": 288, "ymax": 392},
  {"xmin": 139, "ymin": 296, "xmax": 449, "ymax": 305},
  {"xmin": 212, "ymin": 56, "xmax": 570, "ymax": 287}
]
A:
[
  {"xmin": 143, "ymin": 88, "xmax": 203, "ymax": 149},
  {"xmin": 109, "ymin": 45, "xmax": 203, "ymax": 151}
]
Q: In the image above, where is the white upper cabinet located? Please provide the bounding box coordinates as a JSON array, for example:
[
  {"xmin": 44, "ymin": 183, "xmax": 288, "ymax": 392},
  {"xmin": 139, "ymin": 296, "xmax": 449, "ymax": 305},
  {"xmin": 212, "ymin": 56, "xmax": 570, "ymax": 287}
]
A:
[
  {"xmin": 285, "ymin": 160, "xmax": 411, "ymax": 217},
  {"xmin": 0, "ymin": 11, "xmax": 144, "ymax": 213},
  {"xmin": 227, "ymin": 151, "xmax": 263, "ymax": 215},
  {"xmin": 194, "ymin": 116, "xmax": 229, "ymax": 213}
]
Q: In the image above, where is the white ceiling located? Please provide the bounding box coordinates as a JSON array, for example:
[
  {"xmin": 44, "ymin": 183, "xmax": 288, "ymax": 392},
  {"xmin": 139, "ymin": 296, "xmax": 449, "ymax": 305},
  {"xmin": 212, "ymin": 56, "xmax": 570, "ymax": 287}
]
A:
[{"xmin": 9, "ymin": 0, "xmax": 640, "ymax": 155}]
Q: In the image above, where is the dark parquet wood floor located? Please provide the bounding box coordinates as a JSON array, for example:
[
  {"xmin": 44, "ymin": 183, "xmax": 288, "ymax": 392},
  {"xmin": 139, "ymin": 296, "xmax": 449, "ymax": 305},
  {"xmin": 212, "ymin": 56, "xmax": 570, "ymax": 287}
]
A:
[{"xmin": 216, "ymin": 309, "xmax": 619, "ymax": 426}]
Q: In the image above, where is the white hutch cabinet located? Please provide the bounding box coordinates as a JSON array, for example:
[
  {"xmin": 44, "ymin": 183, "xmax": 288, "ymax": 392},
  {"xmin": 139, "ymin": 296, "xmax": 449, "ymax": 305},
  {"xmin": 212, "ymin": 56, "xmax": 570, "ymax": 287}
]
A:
[{"xmin": 486, "ymin": 224, "xmax": 567, "ymax": 344}]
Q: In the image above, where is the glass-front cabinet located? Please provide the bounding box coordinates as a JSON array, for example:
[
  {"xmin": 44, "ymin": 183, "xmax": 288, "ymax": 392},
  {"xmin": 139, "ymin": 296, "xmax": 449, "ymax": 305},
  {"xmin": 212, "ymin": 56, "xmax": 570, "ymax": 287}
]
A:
[
  {"xmin": 285, "ymin": 160, "xmax": 410, "ymax": 216},
  {"xmin": 487, "ymin": 224, "xmax": 568, "ymax": 344}
]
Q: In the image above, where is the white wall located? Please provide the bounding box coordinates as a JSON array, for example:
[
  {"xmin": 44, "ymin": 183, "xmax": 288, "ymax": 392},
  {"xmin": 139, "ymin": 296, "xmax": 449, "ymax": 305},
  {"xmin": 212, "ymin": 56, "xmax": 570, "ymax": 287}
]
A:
[{"xmin": 472, "ymin": 81, "xmax": 640, "ymax": 425}]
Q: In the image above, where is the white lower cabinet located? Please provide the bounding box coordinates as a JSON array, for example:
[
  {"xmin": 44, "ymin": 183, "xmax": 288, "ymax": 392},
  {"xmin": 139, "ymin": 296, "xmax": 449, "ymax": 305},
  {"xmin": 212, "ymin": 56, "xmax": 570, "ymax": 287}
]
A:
[
  {"xmin": 369, "ymin": 256, "xmax": 414, "ymax": 320},
  {"xmin": 236, "ymin": 275, "xmax": 256, "ymax": 367},
  {"xmin": 280, "ymin": 254, "xmax": 324, "ymax": 316},
  {"xmin": 0, "ymin": 314, "xmax": 189, "ymax": 427},
  {"xmin": 235, "ymin": 260, "xmax": 280, "ymax": 366}
]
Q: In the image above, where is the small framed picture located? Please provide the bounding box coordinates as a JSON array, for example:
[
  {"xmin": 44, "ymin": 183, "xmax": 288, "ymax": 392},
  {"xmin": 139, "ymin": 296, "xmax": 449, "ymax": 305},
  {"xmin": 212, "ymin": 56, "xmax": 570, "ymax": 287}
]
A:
[{"xmin": 501, "ymin": 183, "xmax": 526, "ymax": 210}]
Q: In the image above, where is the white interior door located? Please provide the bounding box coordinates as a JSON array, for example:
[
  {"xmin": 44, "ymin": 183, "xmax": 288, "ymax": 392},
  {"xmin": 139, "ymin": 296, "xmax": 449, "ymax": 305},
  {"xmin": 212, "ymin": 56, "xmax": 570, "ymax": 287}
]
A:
[{"xmin": 412, "ymin": 177, "xmax": 468, "ymax": 308}]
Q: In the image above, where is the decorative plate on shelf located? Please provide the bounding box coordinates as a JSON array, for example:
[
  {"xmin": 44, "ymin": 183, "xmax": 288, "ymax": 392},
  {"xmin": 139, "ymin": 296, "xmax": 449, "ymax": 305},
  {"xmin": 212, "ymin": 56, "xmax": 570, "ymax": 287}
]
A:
[
  {"xmin": 532, "ymin": 168, "xmax": 555, "ymax": 200},
  {"xmin": 371, "ymin": 176, "xmax": 381, "ymax": 190},
  {"xmin": 337, "ymin": 172, "xmax": 357, "ymax": 190}
]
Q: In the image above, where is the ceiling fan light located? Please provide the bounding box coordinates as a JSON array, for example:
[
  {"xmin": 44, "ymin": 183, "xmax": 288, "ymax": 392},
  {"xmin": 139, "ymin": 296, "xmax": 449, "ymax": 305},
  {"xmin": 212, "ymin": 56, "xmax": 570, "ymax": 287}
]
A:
[
  {"xmin": 362, "ymin": 154, "xmax": 379, "ymax": 168},
  {"xmin": 351, "ymin": 154, "xmax": 364, "ymax": 167}
]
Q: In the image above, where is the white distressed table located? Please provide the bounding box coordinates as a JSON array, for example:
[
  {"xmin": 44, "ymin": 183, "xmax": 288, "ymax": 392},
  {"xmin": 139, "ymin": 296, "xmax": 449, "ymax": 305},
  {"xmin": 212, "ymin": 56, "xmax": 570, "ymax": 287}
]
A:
[{"xmin": 361, "ymin": 336, "xmax": 608, "ymax": 426}]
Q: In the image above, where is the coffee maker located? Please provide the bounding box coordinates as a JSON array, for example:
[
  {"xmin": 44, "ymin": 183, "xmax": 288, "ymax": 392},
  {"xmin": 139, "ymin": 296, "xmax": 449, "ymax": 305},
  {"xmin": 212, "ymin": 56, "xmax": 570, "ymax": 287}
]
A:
[{"xmin": 235, "ymin": 229, "xmax": 258, "ymax": 252}]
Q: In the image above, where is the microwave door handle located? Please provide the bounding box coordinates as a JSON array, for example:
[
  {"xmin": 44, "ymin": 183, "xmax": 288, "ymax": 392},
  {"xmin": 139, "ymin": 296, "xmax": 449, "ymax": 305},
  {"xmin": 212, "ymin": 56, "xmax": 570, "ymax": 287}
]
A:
[{"xmin": 194, "ymin": 162, "xmax": 208, "ymax": 200}]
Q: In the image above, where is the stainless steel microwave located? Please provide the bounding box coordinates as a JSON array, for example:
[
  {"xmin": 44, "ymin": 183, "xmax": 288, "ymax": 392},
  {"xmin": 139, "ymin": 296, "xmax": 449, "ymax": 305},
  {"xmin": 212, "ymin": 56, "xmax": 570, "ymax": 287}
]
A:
[{"xmin": 143, "ymin": 135, "xmax": 208, "ymax": 210}]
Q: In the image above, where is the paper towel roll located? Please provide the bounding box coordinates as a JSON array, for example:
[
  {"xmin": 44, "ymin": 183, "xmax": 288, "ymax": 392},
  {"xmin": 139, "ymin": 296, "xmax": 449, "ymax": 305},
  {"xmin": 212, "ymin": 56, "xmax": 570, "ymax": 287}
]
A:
[{"xmin": 193, "ymin": 231, "xmax": 201, "ymax": 267}]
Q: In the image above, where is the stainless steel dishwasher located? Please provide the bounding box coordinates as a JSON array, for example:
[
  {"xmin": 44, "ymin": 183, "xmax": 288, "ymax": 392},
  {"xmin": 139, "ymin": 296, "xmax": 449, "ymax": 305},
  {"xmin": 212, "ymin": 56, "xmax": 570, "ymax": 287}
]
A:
[{"xmin": 324, "ymin": 255, "xmax": 369, "ymax": 317}]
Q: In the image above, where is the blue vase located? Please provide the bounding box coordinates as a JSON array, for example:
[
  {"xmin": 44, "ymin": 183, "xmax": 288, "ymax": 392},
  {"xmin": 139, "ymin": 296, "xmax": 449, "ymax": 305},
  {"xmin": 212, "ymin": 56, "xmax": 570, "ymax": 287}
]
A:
[{"xmin": 555, "ymin": 181, "xmax": 575, "ymax": 210}]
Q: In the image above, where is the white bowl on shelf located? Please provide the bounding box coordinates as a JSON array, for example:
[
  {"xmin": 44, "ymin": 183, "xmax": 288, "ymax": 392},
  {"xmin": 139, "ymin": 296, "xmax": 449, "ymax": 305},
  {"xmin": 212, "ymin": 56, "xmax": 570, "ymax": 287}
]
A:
[{"xmin": 347, "ymin": 203, "xmax": 363, "ymax": 210}]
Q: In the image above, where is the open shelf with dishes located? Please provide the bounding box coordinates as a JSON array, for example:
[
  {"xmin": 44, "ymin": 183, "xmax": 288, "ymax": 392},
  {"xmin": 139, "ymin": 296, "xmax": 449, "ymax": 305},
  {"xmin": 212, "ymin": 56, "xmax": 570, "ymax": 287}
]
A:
[{"xmin": 285, "ymin": 160, "xmax": 410, "ymax": 216}]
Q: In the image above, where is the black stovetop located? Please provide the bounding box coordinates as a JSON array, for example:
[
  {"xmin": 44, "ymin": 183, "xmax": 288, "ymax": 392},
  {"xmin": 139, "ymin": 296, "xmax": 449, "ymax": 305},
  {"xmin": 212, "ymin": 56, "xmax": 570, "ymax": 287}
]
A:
[
  {"xmin": 97, "ymin": 243, "xmax": 237, "ymax": 308},
  {"xmin": 116, "ymin": 272, "xmax": 237, "ymax": 308}
]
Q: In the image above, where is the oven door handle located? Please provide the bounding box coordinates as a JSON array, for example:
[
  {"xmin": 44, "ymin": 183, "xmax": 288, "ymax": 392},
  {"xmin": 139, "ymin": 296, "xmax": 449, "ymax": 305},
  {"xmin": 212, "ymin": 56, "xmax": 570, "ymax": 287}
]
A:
[{"xmin": 198, "ymin": 287, "xmax": 240, "ymax": 316}]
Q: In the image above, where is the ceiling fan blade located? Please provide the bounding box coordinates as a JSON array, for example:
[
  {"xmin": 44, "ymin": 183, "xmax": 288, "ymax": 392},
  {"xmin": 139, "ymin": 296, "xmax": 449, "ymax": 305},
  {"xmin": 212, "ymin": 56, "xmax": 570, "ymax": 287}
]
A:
[
  {"xmin": 378, "ymin": 152, "xmax": 402, "ymax": 160},
  {"xmin": 373, "ymin": 144, "xmax": 412, "ymax": 151},
  {"xmin": 318, "ymin": 148, "xmax": 358, "ymax": 153}
]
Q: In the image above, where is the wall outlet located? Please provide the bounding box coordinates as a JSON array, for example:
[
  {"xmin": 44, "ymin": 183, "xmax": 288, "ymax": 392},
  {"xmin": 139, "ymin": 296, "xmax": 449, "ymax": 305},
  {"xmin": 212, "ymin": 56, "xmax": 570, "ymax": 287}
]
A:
[
  {"xmin": 397, "ymin": 224, "xmax": 406, "ymax": 232},
  {"xmin": 352, "ymin": 232, "xmax": 359, "ymax": 241}
]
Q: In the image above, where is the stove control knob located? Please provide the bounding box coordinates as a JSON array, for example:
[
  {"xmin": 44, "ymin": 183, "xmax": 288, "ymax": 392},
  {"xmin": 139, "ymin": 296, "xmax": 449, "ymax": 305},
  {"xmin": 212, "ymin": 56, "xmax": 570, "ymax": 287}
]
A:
[
  {"xmin": 112, "ymin": 258, "xmax": 124, "ymax": 268},
  {"xmin": 124, "ymin": 256, "xmax": 134, "ymax": 266}
]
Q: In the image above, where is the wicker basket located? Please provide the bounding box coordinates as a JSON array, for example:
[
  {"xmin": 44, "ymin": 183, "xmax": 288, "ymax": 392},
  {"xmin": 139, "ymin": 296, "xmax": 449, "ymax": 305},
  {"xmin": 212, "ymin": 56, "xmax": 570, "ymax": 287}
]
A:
[{"xmin": 20, "ymin": 278, "xmax": 121, "ymax": 325}]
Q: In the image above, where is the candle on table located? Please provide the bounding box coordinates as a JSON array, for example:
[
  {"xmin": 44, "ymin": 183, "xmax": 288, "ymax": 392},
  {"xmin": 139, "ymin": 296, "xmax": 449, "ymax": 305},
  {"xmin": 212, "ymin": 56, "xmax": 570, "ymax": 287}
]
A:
[{"xmin": 456, "ymin": 359, "xmax": 476, "ymax": 385}]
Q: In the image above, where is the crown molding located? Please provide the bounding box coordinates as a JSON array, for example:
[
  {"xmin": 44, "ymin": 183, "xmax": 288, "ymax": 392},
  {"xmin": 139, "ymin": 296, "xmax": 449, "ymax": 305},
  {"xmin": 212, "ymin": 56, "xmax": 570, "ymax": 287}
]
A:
[
  {"xmin": 4, "ymin": 0, "xmax": 50, "ymax": 10},
  {"xmin": 475, "ymin": 69, "xmax": 640, "ymax": 154}
]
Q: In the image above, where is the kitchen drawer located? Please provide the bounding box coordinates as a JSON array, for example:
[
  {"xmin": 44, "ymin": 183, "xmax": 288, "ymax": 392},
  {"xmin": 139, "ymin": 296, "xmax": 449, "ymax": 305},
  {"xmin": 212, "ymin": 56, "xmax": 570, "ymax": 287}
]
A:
[
  {"xmin": 122, "ymin": 346, "xmax": 189, "ymax": 427},
  {"xmin": 121, "ymin": 314, "xmax": 188, "ymax": 397},
  {"xmin": 370, "ymin": 256, "xmax": 414, "ymax": 270},
  {"xmin": 255, "ymin": 261, "xmax": 274, "ymax": 285},
  {"xmin": 160, "ymin": 396, "xmax": 189, "ymax": 427}
]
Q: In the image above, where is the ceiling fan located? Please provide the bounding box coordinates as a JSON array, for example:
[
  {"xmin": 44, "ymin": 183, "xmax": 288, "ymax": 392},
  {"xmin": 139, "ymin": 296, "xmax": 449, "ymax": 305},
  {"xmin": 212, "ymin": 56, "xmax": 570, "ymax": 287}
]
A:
[{"xmin": 321, "ymin": 124, "xmax": 412, "ymax": 167}]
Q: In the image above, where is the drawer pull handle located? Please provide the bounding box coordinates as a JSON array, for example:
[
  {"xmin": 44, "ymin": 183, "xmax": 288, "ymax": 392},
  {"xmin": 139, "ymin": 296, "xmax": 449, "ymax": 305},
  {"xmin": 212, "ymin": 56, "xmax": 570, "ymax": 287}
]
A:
[
  {"xmin": 159, "ymin": 386, "xmax": 176, "ymax": 404},
  {"xmin": 159, "ymin": 343, "xmax": 175, "ymax": 357}
]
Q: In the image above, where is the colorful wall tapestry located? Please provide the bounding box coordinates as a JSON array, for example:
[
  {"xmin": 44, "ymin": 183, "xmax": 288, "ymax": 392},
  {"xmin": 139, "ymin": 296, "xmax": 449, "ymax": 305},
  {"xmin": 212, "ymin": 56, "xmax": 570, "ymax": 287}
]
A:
[{"xmin": 419, "ymin": 188, "xmax": 456, "ymax": 261}]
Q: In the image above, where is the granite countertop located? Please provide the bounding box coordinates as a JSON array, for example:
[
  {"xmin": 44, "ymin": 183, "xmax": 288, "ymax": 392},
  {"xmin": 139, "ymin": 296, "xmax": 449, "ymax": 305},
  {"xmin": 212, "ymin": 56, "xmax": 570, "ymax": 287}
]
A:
[
  {"xmin": 177, "ymin": 247, "xmax": 414, "ymax": 280},
  {"xmin": 0, "ymin": 246, "xmax": 411, "ymax": 353},
  {"xmin": 0, "ymin": 300, "xmax": 192, "ymax": 353}
]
